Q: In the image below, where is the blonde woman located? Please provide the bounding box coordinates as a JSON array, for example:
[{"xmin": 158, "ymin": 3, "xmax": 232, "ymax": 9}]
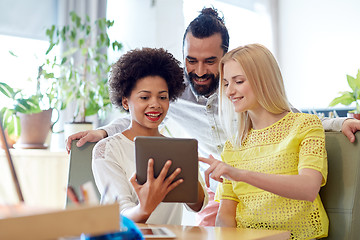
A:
[{"xmin": 200, "ymin": 43, "xmax": 328, "ymax": 239}]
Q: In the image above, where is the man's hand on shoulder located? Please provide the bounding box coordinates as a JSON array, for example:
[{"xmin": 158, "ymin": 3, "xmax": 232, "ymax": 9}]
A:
[
  {"xmin": 341, "ymin": 118, "xmax": 360, "ymax": 143},
  {"xmin": 65, "ymin": 129, "xmax": 108, "ymax": 154}
]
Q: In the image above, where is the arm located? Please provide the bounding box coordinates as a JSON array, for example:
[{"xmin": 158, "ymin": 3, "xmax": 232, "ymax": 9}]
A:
[
  {"xmin": 318, "ymin": 117, "xmax": 360, "ymax": 143},
  {"xmin": 216, "ymin": 199, "xmax": 237, "ymax": 227},
  {"xmin": 340, "ymin": 118, "xmax": 360, "ymax": 142},
  {"xmin": 185, "ymin": 180, "xmax": 206, "ymax": 212},
  {"xmin": 65, "ymin": 116, "xmax": 131, "ymax": 153},
  {"xmin": 316, "ymin": 117, "xmax": 360, "ymax": 143},
  {"xmin": 199, "ymin": 157, "xmax": 322, "ymax": 202}
]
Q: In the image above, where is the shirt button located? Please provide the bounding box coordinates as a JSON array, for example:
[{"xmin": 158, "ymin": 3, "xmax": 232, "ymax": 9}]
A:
[
  {"xmin": 207, "ymin": 105, "xmax": 211, "ymax": 109},
  {"xmin": 211, "ymin": 126, "xmax": 215, "ymax": 130},
  {"xmin": 217, "ymin": 145, "xmax": 222, "ymax": 149}
]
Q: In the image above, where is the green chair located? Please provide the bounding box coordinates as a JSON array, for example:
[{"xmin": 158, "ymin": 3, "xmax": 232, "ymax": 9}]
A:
[
  {"xmin": 320, "ymin": 131, "xmax": 360, "ymax": 239},
  {"xmin": 67, "ymin": 140, "xmax": 99, "ymax": 206}
]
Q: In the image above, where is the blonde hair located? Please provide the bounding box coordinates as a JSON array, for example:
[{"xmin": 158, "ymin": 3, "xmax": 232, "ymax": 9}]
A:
[{"xmin": 219, "ymin": 43, "xmax": 291, "ymax": 147}]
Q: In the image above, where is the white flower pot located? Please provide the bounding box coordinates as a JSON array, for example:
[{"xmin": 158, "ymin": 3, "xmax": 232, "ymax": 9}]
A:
[{"xmin": 63, "ymin": 122, "xmax": 94, "ymax": 140}]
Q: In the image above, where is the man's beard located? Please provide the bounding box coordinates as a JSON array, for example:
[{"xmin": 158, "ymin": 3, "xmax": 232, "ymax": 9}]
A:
[{"xmin": 185, "ymin": 71, "xmax": 220, "ymax": 97}]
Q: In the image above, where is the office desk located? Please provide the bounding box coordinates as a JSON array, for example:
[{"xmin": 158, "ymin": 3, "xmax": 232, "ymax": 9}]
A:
[{"xmin": 137, "ymin": 223, "xmax": 291, "ymax": 240}]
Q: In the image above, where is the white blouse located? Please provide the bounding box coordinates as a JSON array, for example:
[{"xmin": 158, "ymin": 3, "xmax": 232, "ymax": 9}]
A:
[{"xmin": 92, "ymin": 133, "xmax": 208, "ymax": 225}]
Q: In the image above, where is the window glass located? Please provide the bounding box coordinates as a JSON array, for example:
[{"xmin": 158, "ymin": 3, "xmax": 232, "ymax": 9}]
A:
[
  {"xmin": 0, "ymin": 35, "xmax": 49, "ymax": 108},
  {"xmin": 183, "ymin": 0, "xmax": 274, "ymax": 52}
]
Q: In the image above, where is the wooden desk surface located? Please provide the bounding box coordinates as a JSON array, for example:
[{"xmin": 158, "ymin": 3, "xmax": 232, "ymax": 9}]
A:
[{"xmin": 137, "ymin": 223, "xmax": 291, "ymax": 240}]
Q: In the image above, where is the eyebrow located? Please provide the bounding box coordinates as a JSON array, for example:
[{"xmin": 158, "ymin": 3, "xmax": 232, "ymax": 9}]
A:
[
  {"xmin": 223, "ymin": 75, "xmax": 245, "ymax": 82},
  {"xmin": 186, "ymin": 56, "xmax": 218, "ymax": 61},
  {"xmin": 233, "ymin": 74, "xmax": 245, "ymax": 78},
  {"xmin": 137, "ymin": 90, "xmax": 169, "ymax": 94}
]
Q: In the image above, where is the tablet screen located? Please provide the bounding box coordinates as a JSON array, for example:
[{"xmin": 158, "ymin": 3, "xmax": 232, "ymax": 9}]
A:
[{"xmin": 135, "ymin": 136, "xmax": 198, "ymax": 203}]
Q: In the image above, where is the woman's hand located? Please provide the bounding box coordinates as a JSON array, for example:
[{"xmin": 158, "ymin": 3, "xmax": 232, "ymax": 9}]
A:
[
  {"xmin": 129, "ymin": 158, "xmax": 183, "ymax": 221},
  {"xmin": 199, "ymin": 155, "xmax": 242, "ymax": 188}
]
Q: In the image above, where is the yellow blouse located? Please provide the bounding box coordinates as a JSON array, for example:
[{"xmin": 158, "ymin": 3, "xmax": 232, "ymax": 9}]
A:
[{"xmin": 215, "ymin": 112, "xmax": 328, "ymax": 240}]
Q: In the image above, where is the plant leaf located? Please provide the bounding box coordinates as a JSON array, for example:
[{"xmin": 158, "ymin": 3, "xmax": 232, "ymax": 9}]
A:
[
  {"xmin": 14, "ymin": 98, "xmax": 41, "ymax": 114},
  {"xmin": 9, "ymin": 51, "xmax": 18, "ymax": 57},
  {"xmin": 0, "ymin": 82, "xmax": 15, "ymax": 98},
  {"xmin": 347, "ymin": 74, "xmax": 357, "ymax": 91},
  {"xmin": 329, "ymin": 92, "xmax": 355, "ymax": 106},
  {"xmin": 354, "ymin": 69, "xmax": 360, "ymax": 91}
]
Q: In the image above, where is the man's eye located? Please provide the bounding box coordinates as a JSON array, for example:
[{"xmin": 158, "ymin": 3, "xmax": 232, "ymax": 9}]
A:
[
  {"xmin": 205, "ymin": 60, "xmax": 216, "ymax": 65},
  {"xmin": 187, "ymin": 59, "xmax": 197, "ymax": 64}
]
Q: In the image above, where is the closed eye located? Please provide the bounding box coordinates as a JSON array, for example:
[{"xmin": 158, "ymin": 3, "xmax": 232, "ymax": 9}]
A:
[
  {"xmin": 205, "ymin": 59, "xmax": 216, "ymax": 65},
  {"xmin": 186, "ymin": 57, "xmax": 197, "ymax": 64}
]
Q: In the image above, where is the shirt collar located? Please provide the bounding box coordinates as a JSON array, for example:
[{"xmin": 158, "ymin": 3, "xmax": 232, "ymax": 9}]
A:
[{"xmin": 189, "ymin": 85, "xmax": 218, "ymax": 103}]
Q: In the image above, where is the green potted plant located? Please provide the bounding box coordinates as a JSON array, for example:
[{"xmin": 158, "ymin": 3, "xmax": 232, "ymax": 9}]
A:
[
  {"xmin": 0, "ymin": 65, "xmax": 60, "ymax": 148},
  {"xmin": 329, "ymin": 69, "xmax": 360, "ymax": 120},
  {"xmin": 41, "ymin": 11, "xmax": 122, "ymax": 137}
]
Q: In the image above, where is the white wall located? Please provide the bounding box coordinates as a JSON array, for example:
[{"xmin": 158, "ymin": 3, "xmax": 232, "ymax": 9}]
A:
[
  {"xmin": 278, "ymin": 0, "xmax": 360, "ymax": 110},
  {"xmin": 107, "ymin": 0, "xmax": 184, "ymax": 63},
  {"xmin": 102, "ymin": 0, "xmax": 185, "ymax": 127}
]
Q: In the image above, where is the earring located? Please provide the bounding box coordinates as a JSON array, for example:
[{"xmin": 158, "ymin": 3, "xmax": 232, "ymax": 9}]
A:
[{"xmin": 123, "ymin": 105, "xmax": 128, "ymax": 110}]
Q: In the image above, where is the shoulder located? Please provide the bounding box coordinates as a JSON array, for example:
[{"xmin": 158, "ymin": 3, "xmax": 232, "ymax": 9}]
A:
[
  {"xmin": 286, "ymin": 113, "xmax": 325, "ymax": 141},
  {"xmin": 94, "ymin": 133, "xmax": 132, "ymax": 154},
  {"xmin": 290, "ymin": 112, "xmax": 323, "ymax": 129},
  {"xmin": 92, "ymin": 133, "xmax": 135, "ymax": 167}
]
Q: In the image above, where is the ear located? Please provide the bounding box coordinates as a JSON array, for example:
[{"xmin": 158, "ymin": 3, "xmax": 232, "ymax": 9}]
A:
[{"xmin": 122, "ymin": 97, "xmax": 129, "ymax": 111}]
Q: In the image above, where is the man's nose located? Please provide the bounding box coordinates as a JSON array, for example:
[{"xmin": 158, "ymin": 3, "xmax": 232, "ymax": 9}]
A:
[{"xmin": 195, "ymin": 62, "xmax": 206, "ymax": 77}]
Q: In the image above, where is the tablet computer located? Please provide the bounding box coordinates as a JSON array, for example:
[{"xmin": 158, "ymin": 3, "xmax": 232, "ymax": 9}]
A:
[{"xmin": 135, "ymin": 136, "xmax": 198, "ymax": 203}]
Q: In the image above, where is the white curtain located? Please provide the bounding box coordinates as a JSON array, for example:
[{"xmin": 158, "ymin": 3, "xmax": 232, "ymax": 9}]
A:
[{"xmin": 52, "ymin": 0, "xmax": 107, "ymax": 149}]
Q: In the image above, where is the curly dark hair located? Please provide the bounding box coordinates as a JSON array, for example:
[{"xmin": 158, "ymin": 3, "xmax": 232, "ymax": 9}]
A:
[
  {"xmin": 183, "ymin": 7, "xmax": 229, "ymax": 54},
  {"xmin": 109, "ymin": 48, "xmax": 185, "ymax": 110}
]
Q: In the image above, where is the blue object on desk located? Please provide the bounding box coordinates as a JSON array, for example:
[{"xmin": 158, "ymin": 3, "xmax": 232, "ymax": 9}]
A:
[{"xmin": 81, "ymin": 215, "xmax": 143, "ymax": 240}]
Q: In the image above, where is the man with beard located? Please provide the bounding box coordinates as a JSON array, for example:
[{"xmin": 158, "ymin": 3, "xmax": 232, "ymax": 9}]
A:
[{"xmin": 66, "ymin": 7, "xmax": 360, "ymax": 226}]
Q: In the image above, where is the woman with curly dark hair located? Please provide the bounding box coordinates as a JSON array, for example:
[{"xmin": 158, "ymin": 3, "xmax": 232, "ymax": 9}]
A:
[{"xmin": 92, "ymin": 48, "xmax": 208, "ymax": 224}]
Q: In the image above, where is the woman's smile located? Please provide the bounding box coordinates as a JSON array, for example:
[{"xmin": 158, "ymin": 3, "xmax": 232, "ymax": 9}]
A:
[{"xmin": 145, "ymin": 111, "xmax": 162, "ymax": 122}]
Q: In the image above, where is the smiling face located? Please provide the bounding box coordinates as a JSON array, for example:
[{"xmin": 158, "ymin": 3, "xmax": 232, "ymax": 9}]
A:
[
  {"xmin": 122, "ymin": 76, "xmax": 169, "ymax": 135},
  {"xmin": 183, "ymin": 33, "xmax": 224, "ymax": 97},
  {"xmin": 223, "ymin": 60, "xmax": 260, "ymax": 113}
]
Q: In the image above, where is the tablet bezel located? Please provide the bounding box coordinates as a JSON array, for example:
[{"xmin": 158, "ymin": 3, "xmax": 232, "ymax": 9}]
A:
[{"xmin": 134, "ymin": 136, "xmax": 198, "ymax": 203}]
